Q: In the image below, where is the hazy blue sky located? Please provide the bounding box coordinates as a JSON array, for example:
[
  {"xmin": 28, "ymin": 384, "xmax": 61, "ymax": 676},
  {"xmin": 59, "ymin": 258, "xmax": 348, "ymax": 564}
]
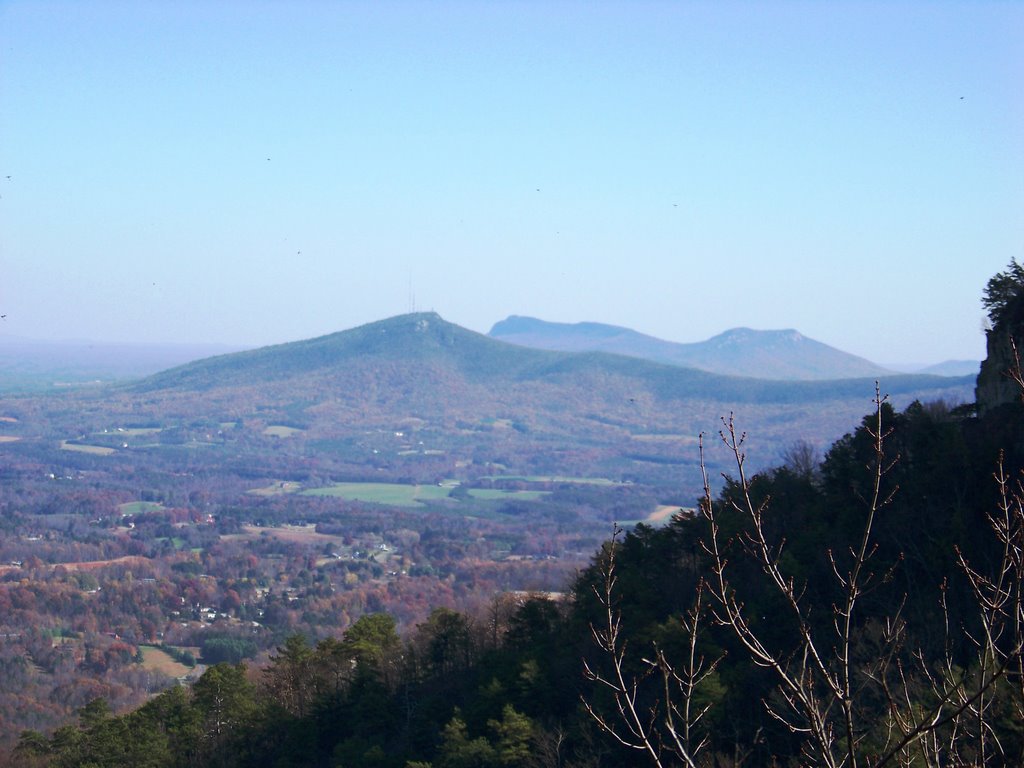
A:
[{"xmin": 2, "ymin": 1, "xmax": 1021, "ymax": 365}]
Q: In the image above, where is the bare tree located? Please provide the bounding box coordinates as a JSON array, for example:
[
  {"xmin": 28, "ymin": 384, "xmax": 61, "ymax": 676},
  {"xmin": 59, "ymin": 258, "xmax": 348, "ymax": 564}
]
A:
[
  {"xmin": 585, "ymin": 384, "xmax": 1024, "ymax": 767},
  {"xmin": 582, "ymin": 526, "xmax": 722, "ymax": 768},
  {"xmin": 780, "ymin": 439, "xmax": 821, "ymax": 480}
]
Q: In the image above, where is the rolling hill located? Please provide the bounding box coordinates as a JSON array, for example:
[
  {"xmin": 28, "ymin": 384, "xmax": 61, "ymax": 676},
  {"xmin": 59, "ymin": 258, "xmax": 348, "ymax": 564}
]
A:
[{"xmin": 488, "ymin": 315, "xmax": 896, "ymax": 380}]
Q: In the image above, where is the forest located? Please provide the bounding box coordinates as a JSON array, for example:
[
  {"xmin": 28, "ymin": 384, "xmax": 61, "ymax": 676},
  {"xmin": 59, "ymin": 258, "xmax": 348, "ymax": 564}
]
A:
[{"xmin": 4, "ymin": 263, "xmax": 1023, "ymax": 767}]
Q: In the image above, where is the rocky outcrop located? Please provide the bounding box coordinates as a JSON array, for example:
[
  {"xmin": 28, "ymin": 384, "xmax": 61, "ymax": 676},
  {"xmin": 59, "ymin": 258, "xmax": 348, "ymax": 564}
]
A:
[{"xmin": 976, "ymin": 326, "xmax": 1023, "ymax": 415}]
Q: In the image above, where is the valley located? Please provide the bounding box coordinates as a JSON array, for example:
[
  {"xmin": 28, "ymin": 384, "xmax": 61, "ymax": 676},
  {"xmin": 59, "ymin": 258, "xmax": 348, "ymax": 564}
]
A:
[{"xmin": 0, "ymin": 312, "xmax": 976, "ymax": 751}]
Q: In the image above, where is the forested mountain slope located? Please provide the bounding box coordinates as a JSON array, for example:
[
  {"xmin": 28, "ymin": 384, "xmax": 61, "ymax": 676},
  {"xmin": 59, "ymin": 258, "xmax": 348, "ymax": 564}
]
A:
[{"xmin": 112, "ymin": 312, "xmax": 972, "ymax": 484}]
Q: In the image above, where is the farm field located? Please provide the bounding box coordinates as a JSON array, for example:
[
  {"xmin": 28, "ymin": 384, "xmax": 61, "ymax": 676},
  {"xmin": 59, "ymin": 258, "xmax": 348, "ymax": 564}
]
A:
[
  {"xmin": 480, "ymin": 474, "xmax": 623, "ymax": 486},
  {"xmin": 248, "ymin": 481, "xmax": 302, "ymax": 496},
  {"xmin": 227, "ymin": 524, "xmax": 344, "ymax": 546},
  {"xmin": 465, "ymin": 489, "xmax": 550, "ymax": 501},
  {"xmin": 0, "ymin": 556, "xmax": 153, "ymax": 575},
  {"xmin": 302, "ymin": 482, "xmax": 454, "ymax": 507},
  {"xmin": 118, "ymin": 501, "xmax": 165, "ymax": 514},
  {"xmin": 60, "ymin": 440, "xmax": 116, "ymax": 456},
  {"xmin": 138, "ymin": 646, "xmax": 195, "ymax": 678}
]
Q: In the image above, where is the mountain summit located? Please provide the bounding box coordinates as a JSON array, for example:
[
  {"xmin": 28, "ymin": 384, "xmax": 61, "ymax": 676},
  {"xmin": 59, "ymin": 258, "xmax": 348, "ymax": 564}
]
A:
[
  {"xmin": 489, "ymin": 316, "xmax": 893, "ymax": 380},
  {"xmin": 137, "ymin": 312, "xmax": 554, "ymax": 392}
]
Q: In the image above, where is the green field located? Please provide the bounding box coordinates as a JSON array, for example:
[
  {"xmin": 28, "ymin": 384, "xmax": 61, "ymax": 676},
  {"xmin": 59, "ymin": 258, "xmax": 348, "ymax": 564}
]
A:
[
  {"xmin": 248, "ymin": 481, "xmax": 302, "ymax": 496},
  {"xmin": 466, "ymin": 489, "xmax": 551, "ymax": 501},
  {"xmin": 300, "ymin": 482, "xmax": 552, "ymax": 508},
  {"xmin": 154, "ymin": 536, "xmax": 186, "ymax": 549},
  {"xmin": 119, "ymin": 501, "xmax": 165, "ymax": 514},
  {"xmin": 60, "ymin": 440, "xmax": 116, "ymax": 456},
  {"xmin": 302, "ymin": 482, "xmax": 454, "ymax": 507},
  {"xmin": 479, "ymin": 474, "xmax": 622, "ymax": 486}
]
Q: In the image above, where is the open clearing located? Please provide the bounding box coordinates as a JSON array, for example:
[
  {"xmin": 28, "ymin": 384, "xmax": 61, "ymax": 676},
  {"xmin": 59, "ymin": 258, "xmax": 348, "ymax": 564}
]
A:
[
  {"xmin": 155, "ymin": 536, "xmax": 187, "ymax": 549},
  {"xmin": 119, "ymin": 501, "xmax": 165, "ymax": 514},
  {"xmin": 466, "ymin": 489, "xmax": 551, "ymax": 501},
  {"xmin": 226, "ymin": 524, "xmax": 343, "ymax": 546},
  {"xmin": 60, "ymin": 440, "xmax": 116, "ymax": 456},
  {"xmin": 303, "ymin": 482, "xmax": 453, "ymax": 507},
  {"xmin": 0, "ymin": 556, "xmax": 152, "ymax": 576},
  {"xmin": 60, "ymin": 556, "xmax": 151, "ymax": 571},
  {"xmin": 646, "ymin": 505, "xmax": 690, "ymax": 524},
  {"xmin": 139, "ymin": 646, "xmax": 192, "ymax": 677},
  {"xmin": 248, "ymin": 481, "xmax": 302, "ymax": 496},
  {"xmin": 480, "ymin": 474, "xmax": 622, "ymax": 486},
  {"xmin": 263, "ymin": 425, "xmax": 304, "ymax": 438}
]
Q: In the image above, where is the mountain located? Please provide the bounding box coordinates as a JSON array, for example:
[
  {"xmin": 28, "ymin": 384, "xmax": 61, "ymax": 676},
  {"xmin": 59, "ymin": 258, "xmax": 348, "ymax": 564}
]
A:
[
  {"xmin": 915, "ymin": 360, "xmax": 980, "ymax": 377},
  {"xmin": 135, "ymin": 312, "xmax": 958, "ymax": 405},
  {"xmin": 488, "ymin": 316, "xmax": 895, "ymax": 380},
  {"xmin": 134, "ymin": 312, "xmax": 554, "ymax": 392},
  {"xmin": 108, "ymin": 313, "xmax": 973, "ymax": 490}
]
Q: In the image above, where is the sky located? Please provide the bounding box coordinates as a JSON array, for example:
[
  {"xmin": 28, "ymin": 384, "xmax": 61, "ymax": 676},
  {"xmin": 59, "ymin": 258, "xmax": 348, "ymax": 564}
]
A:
[{"xmin": 1, "ymin": 1, "xmax": 1021, "ymax": 366}]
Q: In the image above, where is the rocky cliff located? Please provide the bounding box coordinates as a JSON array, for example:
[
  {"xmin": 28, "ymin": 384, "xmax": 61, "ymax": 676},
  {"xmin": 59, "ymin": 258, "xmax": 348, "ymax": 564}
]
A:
[{"xmin": 976, "ymin": 326, "xmax": 1023, "ymax": 415}]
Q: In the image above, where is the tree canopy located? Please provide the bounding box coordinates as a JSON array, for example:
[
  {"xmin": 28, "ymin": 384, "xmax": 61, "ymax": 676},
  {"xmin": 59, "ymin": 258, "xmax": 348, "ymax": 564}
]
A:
[{"xmin": 983, "ymin": 258, "xmax": 1024, "ymax": 330}]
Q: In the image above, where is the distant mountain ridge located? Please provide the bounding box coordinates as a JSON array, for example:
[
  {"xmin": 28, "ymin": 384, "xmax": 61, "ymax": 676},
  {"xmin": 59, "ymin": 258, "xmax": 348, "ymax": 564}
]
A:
[
  {"xmin": 489, "ymin": 316, "xmax": 895, "ymax": 381},
  {"xmin": 112, "ymin": 313, "xmax": 975, "ymax": 492},
  {"xmin": 134, "ymin": 313, "xmax": 973, "ymax": 405},
  {"xmin": 136, "ymin": 312, "xmax": 924, "ymax": 399},
  {"xmin": 914, "ymin": 360, "xmax": 980, "ymax": 377}
]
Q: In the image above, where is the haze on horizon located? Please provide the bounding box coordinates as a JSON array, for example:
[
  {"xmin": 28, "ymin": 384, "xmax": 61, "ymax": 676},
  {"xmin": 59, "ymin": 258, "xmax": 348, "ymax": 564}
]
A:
[{"xmin": 1, "ymin": 1, "xmax": 1021, "ymax": 367}]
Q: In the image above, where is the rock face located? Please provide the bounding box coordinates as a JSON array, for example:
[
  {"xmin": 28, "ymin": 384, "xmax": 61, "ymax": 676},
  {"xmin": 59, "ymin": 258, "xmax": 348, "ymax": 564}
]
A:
[{"xmin": 976, "ymin": 326, "xmax": 1022, "ymax": 415}]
